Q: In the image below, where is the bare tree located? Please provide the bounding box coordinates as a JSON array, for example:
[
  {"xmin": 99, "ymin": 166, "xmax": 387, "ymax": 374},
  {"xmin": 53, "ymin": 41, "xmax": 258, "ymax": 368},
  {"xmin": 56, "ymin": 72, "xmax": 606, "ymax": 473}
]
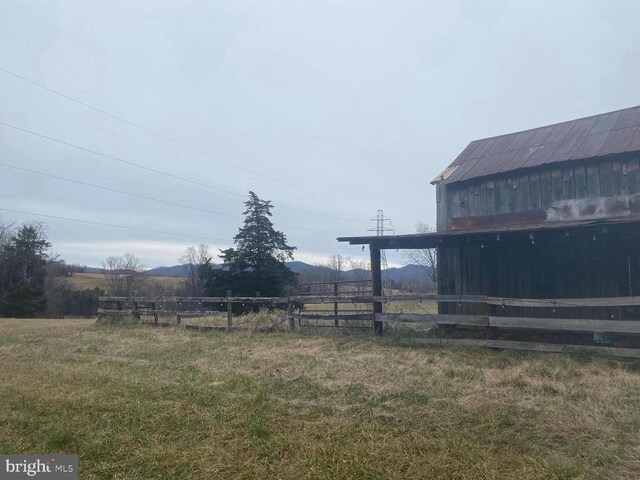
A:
[
  {"xmin": 103, "ymin": 253, "xmax": 146, "ymax": 297},
  {"xmin": 0, "ymin": 219, "xmax": 13, "ymax": 247},
  {"xmin": 345, "ymin": 256, "xmax": 371, "ymax": 293},
  {"xmin": 178, "ymin": 244, "xmax": 210, "ymax": 296},
  {"xmin": 404, "ymin": 222, "xmax": 437, "ymax": 289},
  {"xmin": 326, "ymin": 254, "xmax": 345, "ymax": 282}
]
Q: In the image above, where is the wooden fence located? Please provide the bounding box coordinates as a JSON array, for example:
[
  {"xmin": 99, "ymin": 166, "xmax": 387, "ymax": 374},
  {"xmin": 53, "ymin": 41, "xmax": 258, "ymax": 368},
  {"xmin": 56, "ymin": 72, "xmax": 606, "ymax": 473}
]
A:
[{"xmin": 98, "ymin": 293, "xmax": 640, "ymax": 357}]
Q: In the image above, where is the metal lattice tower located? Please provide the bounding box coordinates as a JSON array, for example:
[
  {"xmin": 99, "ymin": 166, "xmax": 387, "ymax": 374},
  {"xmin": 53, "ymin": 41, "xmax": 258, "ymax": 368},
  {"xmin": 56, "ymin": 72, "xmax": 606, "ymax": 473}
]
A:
[{"xmin": 368, "ymin": 210, "xmax": 394, "ymax": 292}]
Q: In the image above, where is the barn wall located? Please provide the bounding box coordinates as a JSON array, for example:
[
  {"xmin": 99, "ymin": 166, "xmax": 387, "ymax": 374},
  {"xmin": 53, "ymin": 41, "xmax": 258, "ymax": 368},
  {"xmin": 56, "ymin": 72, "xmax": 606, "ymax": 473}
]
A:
[
  {"xmin": 439, "ymin": 155, "xmax": 640, "ymax": 231},
  {"xmin": 437, "ymin": 224, "xmax": 640, "ymax": 319}
]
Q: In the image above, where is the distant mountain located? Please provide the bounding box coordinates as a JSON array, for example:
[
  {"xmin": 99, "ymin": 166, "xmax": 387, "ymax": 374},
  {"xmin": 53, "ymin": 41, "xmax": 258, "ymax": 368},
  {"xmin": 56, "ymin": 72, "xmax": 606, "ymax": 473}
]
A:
[
  {"xmin": 85, "ymin": 261, "xmax": 431, "ymax": 287},
  {"xmin": 84, "ymin": 266, "xmax": 106, "ymax": 274},
  {"xmin": 145, "ymin": 264, "xmax": 224, "ymax": 277},
  {"xmin": 145, "ymin": 265, "xmax": 189, "ymax": 277},
  {"xmin": 286, "ymin": 261, "xmax": 316, "ymax": 274}
]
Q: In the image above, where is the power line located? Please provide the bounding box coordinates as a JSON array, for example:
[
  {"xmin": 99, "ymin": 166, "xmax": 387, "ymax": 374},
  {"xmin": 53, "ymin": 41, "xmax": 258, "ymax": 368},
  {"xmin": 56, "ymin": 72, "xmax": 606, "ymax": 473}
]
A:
[
  {"xmin": 0, "ymin": 120, "xmax": 369, "ymax": 225},
  {"xmin": 0, "ymin": 161, "xmax": 341, "ymax": 235},
  {"xmin": 0, "ymin": 66, "xmax": 370, "ymax": 211},
  {"xmin": 0, "ymin": 207, "xmax": 230, "ymax": 243}
]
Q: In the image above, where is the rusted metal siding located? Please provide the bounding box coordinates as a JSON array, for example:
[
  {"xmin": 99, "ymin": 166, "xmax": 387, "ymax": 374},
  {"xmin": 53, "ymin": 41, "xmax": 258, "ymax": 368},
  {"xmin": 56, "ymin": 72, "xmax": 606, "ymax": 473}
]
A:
[{"xmin": 436, "ymin": 107, "xmax": 640, "ymax": 186}]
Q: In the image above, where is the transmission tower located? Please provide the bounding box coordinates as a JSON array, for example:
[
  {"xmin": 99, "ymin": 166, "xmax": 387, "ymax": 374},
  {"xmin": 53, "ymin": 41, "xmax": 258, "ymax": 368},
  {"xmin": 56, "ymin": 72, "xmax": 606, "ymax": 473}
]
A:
[
  {"xmin": 367, "ymin": 210, "xmax": 394, "ymax": 236},
  {"xmin": 368, "ymin": 210, "xmax": 394, "ymax": 292}
]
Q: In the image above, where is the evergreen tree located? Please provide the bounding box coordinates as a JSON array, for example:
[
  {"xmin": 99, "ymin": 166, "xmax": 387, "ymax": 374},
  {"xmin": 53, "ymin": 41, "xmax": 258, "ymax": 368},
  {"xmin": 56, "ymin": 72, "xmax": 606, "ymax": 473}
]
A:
[
  {"xmin": 0, "ymin": 224, "xmax": 51, "ymax": 317},
  {"xmin": 202, "ymin": 192, "xmax": 297, "ymax": 297}
]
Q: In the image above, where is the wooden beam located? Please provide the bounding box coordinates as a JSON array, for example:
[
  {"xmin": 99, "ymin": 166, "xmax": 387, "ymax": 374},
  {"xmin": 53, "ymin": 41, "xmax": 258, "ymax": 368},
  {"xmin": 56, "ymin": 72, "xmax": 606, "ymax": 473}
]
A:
[
  {"xmin": 370, "ymin": 246, "xmax": 383, "ymax": 335},
  {"xmin": 379, "ymin": 313, "xmax": 640, "ymax": 334},
  {"xmin": 486, "ymin": 296, "xmax": 640, "ymax": 308},
  {"xmin": 489, "ymin": 316, "xmax": 640, "ymax": 333}
]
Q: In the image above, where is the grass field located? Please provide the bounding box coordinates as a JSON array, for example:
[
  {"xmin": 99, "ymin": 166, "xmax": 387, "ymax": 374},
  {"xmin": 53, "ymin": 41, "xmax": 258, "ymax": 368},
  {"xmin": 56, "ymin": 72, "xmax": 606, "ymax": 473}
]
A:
[{"xmin": 1, "ymin": 319, "xmax": 640, "ymax": 479}]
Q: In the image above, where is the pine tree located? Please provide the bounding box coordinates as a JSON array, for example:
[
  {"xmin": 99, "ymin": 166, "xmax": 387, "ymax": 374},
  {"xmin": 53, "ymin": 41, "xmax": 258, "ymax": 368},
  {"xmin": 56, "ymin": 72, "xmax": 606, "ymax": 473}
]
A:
[
  {"xmin": 202, "ymin": 192, "xmax": 297, "ymax": 297},
  {"xmin": 0, "ymin": 224, "xmax": 51, "ymax": 317}
]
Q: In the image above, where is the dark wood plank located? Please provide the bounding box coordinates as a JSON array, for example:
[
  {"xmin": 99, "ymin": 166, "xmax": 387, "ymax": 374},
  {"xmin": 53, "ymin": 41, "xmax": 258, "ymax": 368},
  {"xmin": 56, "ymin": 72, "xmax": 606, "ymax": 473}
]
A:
[
  {"xmin": 562, "ymin": 168, "xmax": 575, "ymax": 199},
  {"xmin": 627, "ymin": 158, "xmax": 640, "ymax": 194},
  {"xmin": 460, "ymin": 186, "xmax": 469, "ymax": 217},
  {"xmin": 498, "ymin": 179, "xmax": 509, "ymax": 213},
  {"xmin": 551, "ymin": 169, "xmax": 564, "ymax": 202},
  {"xmin": 478, "ymin": 182, "xmax": 487, "ymax": 216},
  {"xmin": 489, "ymin": 316, "xmax": 640, "ymax": 333},
  {"xmin": 599, "ymin": 161, "xmax": 614, "ymax": 196},
  {"xmin": 574, "ymin": 166, "xmax": 588, "ymax": 198},
  {"xmin": 508, "ymin": 177, "xmax": 519, "ymax": 212},
  {"xmin": 486, "ymin": 180, "xmax": 495, "ymax": 215},
  {"xmin": 613, "ymin": 160, "xmax": 625, "ymax": 195},
  {"xmin": 586, "ymin": 164, "xmax": 601, "ymax": 197},
  {"xmin": 518, "ymin": 175, "xmax": 530, "ymax": 211},
  {"xmin": 529, "ymin": 173, "xmax": 541, "ymax": 209},
  {"xmin": 539, "ymin": 171, "xmax": 552, "ymax": 208}
]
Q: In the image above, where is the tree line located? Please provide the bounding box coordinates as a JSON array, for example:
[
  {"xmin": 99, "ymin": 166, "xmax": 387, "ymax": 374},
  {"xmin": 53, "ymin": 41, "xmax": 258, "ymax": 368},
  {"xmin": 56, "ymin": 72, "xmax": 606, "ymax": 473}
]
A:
[{"xmin": 0, "ymin": 191, "xmax": 436, "ymax": 317}]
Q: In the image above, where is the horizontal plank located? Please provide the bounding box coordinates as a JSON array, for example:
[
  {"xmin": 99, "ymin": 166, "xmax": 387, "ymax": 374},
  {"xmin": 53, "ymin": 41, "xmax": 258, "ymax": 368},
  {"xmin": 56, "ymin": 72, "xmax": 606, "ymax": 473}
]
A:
[
  {"xmin": 294, "ymin": 314, "xmax": 372, "ymax": 321},
  {"xmin": 100, "ymin": 294, "xmax": 490, "ymax": 305},
  {"xmin": 377, "ymin": 313, "xmax": 489, "ymax": 327},
  {"xmin": 489, "ymin": 316, "xmax": 640, "ymax": 333},
  {"xmin": 99, "ymin": 294, "xmax": 640, "ymax": 309},
  {"xmin": 486, "ymin": 296, "xmax": 640, "ymax": 308},
  {"xmin": 414, "ymin": 338, "xmax": 640, "ymax": 358}
]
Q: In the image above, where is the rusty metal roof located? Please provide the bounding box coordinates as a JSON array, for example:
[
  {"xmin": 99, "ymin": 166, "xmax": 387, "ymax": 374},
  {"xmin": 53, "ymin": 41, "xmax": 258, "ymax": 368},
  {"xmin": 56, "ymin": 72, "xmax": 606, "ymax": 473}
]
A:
[{"xmin": 434, "ymin": 106, "xmax": 640, "ymax": 185}]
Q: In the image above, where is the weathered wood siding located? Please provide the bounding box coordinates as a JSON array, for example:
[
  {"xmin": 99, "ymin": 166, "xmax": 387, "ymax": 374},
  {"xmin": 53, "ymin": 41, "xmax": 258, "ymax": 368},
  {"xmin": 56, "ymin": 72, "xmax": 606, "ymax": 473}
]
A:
[
  {"xmin": 437, "ymin": 223, "xmax": 640, "ymax": 319},
  {"xmin": 438, "ymin": 156, "xmax": 640, "ymax": 231}
]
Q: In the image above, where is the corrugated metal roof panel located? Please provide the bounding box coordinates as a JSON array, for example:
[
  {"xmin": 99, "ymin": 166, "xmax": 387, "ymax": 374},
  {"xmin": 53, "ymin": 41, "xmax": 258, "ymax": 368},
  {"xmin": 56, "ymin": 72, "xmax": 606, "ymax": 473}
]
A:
[
  {"xmin": 629, "ymin": 126, "xmax": 640, "ymax": 152},
  {"xmin": 442, "ymin": 106, "xmax": 640, "ymax": 185}
]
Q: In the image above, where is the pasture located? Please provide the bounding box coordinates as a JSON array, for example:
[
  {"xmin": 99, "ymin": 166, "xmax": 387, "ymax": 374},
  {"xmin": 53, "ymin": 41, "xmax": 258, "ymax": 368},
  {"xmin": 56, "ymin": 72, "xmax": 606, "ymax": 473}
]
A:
[
  {"xmin": 1, "ymin": 319, "xmax": 639, "ymax": 479},
  {"xmin": 67, "ymin": 272, "xmax": 184, "ymax": 291}
]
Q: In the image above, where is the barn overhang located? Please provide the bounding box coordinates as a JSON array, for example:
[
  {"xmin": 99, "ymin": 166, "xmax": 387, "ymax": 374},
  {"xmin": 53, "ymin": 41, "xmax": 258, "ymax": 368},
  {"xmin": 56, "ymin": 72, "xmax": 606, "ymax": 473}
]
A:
[{"xmin": 337, "ymin": 215, "xmax": 640, "ymax": 250}]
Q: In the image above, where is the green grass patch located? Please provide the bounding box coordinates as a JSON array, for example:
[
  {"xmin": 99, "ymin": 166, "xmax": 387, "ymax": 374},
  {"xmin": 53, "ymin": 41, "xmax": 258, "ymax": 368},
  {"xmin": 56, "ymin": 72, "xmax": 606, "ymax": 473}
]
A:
[{"xmin": 0, "ymin": 319, "xmax": 639, "ymax": 478}]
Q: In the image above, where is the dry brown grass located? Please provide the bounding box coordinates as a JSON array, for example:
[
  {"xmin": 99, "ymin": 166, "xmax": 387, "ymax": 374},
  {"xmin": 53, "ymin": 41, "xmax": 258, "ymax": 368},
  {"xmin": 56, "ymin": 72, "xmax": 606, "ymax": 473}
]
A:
[
  {"xmin": 67, "ymin": 273, "xmax": 184, "ymax": 292},
  {"xmin": 1, "ymin": 319, "xmax": 640, "ymax": 479}
]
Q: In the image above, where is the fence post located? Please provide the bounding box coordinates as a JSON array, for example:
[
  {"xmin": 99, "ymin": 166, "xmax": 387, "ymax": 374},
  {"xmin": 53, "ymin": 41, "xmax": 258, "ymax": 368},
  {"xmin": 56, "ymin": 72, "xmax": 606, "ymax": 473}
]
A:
[
  {"xmin": 227, "ymin": 290, "xmax": 233, "ymax": 331},
  {"xmin": 288, "ymin": 297, "xmax": 295, "ymax": 331},
  {"xmin": 370, "ymin": 246, "xmax": 383, "ymax": 336},
  {"xmin": 334, "ymin": 281, "xmax": 339, "ymax": 327},
  {"xmin": 175, "ymin": 299, "xmax": 181, "ymax": 325}
]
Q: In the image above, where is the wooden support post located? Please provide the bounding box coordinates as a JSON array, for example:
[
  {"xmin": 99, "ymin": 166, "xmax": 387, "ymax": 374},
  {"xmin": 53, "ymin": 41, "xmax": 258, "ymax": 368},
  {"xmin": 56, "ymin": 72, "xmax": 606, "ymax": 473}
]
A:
[
  {"xmin": 132, "ymin": 301, "xmax": 140, "ymax": 321},
  {"xmin": 227, "ymin": 290, "xmax": 233, "ymax": 331},
  {"xmin": 288, "ymin": 298, "xmax": 295, "ymax": 331},
  {"xmin": 484, "ymin": 302, "xmax": 495, "ymax": 340},
  {"xmin": 334, "ymin": 281, "xmax": 339, "ymax": 327},
  {"xmin": 370, "ymin": 246, "xmax": 383, "ymax": 336},
  {"xmin": 151, "ymin": 302, "xmax": 158, "ymax": 326}
]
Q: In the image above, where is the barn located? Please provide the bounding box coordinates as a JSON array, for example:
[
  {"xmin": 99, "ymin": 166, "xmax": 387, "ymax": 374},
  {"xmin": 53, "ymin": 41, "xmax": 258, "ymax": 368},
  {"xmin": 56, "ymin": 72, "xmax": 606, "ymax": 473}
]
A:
[{"xmin": 339, "ymin": 106, "xmax": 640, "ymax": 348}]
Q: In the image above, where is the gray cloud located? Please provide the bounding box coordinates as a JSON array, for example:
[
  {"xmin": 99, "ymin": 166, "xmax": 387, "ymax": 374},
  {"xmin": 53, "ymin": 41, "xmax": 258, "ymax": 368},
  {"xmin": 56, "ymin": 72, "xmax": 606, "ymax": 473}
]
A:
[{"xmin": 1, "ymin": 0, "xmax": 639, "ymax": 267}]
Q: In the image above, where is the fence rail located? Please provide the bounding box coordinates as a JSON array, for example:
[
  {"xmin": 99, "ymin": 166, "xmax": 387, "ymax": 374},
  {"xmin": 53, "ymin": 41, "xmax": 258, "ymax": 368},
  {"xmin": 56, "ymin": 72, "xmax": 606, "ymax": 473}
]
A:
[{"xmin": 98, "ymin": 293, "xmax": 640, "ymax": 356}]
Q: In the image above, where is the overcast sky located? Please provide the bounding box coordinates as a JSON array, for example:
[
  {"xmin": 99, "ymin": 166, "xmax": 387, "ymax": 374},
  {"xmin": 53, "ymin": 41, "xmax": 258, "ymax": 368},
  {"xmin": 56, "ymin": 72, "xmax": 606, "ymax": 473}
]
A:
[{"xmin": 1, "ymin": 0, "xmax": 639, "ymax": 268}]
